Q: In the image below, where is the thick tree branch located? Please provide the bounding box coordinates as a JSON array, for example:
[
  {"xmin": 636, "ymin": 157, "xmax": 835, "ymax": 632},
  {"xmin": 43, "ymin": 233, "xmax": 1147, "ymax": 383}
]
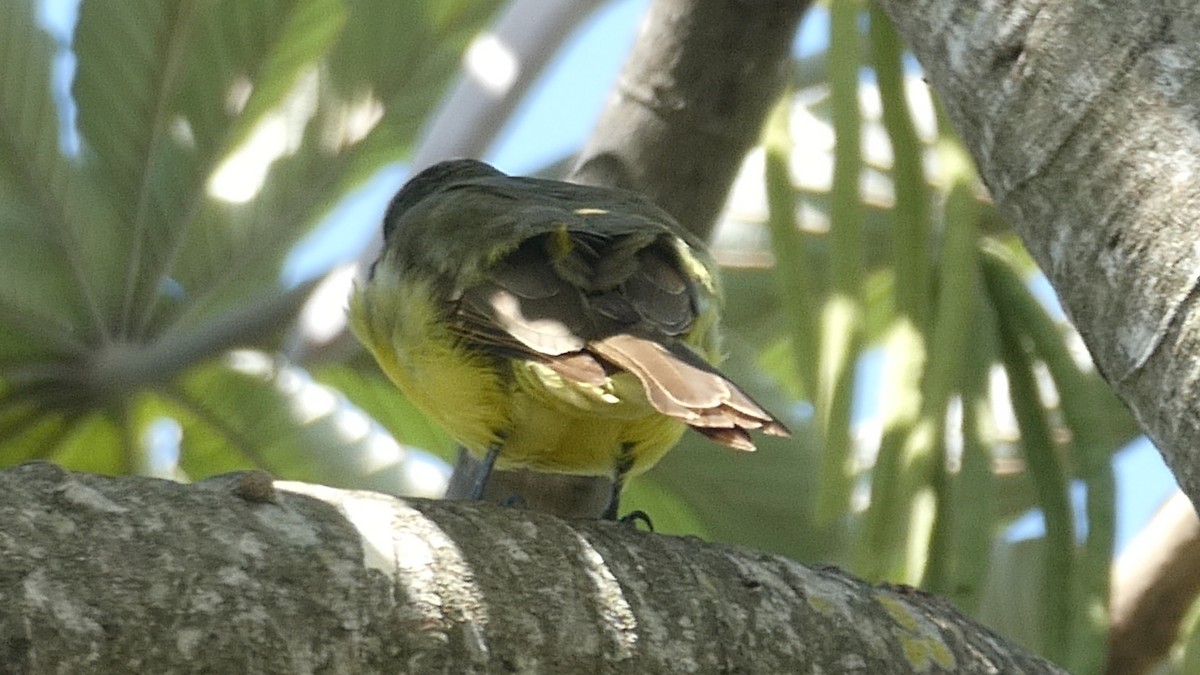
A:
[
  {"xmin": 874, "ymin": 3, "xmax": 1200, "ymax": 504},
  {"xmin": 0, "ymin": 463, "xmax": 1063, "ymax": 673}
]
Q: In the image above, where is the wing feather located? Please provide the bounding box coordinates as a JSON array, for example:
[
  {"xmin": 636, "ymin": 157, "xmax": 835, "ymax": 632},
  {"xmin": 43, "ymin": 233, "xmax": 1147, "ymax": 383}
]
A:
[{"xmin": 422, "ymin": 180, "xmax": 790, "ymax": 450}]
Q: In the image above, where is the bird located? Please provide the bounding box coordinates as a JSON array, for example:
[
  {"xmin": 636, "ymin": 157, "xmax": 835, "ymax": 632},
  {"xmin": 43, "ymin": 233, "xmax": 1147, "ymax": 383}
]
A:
[{"xmin": 348, "ymin": 159, "xmax": 789, "ymax": 519}]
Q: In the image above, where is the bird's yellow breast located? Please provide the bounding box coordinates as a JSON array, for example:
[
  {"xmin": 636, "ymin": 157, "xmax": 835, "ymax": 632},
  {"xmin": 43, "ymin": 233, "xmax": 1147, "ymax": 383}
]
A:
[{"xmin": 348, "ymin": 274, "xmax": 685, "ymax": 478}]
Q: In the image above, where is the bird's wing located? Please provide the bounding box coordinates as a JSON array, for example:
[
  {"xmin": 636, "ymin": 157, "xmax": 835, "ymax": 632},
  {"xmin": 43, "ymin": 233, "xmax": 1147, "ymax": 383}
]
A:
[
  {"xmin": 448, "ymin": 226, "xmax": 789, "ymax": 450},
  {"xmin": 588, "ymin": 333, "xmax": 791, "ymax": 450},
  {"xmin": 375, "ymin": 160, "xmax": 790, "ymax": 449}
]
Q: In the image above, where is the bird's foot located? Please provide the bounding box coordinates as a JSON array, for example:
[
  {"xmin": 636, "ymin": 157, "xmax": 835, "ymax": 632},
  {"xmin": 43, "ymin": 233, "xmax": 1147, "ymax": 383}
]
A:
[{"xmin": 616, "ymin": 509, "xmax": 654, "ymax": 531}]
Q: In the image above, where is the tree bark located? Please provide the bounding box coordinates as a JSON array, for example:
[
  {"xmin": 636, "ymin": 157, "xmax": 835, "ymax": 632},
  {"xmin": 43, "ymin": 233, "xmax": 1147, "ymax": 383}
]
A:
[
  {"xmin": 873, "ymin": 1, "xmax": 1200, "ymax": 506},
  {"xmin": 0, "ymin": 463, "xmax": 1063, "ymax": 673}
]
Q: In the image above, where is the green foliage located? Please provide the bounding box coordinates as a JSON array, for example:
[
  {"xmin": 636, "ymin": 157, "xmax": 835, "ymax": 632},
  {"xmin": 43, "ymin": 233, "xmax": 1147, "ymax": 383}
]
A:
[
  {"xmin": 705, "ymin": 4, "xmax": 1140, "ymax": 671},
  {"xmin": 0, "ymin": 0, "xmax": 497, "ymax": 481}
]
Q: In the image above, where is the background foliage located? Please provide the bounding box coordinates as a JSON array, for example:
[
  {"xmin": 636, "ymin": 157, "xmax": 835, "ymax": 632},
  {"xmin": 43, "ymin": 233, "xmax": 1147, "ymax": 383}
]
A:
[{"xmin": 0, "ymin": 0, "xmax": 1162, "ymax": 671}]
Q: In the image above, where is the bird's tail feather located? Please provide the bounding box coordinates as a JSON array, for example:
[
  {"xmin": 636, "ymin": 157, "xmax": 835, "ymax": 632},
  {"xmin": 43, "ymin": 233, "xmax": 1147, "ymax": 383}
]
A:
[{"xmin": 588, "ymin": 333, "xmax": 790, "ymax": 451}]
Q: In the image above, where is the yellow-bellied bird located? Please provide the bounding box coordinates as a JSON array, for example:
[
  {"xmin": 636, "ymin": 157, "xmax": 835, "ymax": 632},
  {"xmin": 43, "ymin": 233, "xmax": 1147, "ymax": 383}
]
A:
[{"xmin": 349, "ymin": 159, "xmax": 789, "ymax": 518}]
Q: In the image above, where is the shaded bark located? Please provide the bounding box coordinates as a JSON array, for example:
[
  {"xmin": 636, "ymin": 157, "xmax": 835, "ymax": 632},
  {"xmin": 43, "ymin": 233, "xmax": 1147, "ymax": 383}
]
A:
[{"xmin": 0, "ymin": 463, "xmax": 1064, "ymax": 673}]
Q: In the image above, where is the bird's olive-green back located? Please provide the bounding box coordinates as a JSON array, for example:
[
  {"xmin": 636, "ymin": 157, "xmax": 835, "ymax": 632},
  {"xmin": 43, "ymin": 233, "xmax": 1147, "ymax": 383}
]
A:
[{"xmin": 378, "ymin": 159, "xmax": 717, "ymax": 301}]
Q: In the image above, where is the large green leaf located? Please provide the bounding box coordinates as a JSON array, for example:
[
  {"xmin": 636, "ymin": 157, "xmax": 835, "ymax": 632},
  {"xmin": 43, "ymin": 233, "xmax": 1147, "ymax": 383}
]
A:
[
  {"xmin": 651, "ymin": 426, "xmax": 828, "ymax": 563},
  {"xmin": 157, "ymin": 352, "xmax": 444, "ymax": 497},
  {"xmin": 0, "ymin": 403, "xmax": 80, "ymax": 467},
  {"xmin": 976, "ymin": 535, "xmax": 1052, "ymax": 657},
  {"xmin": 0, "ymin": 1, "xmax": 116, "ymax": 350},
  {"xmin": 72, "ymin": 0, "xmax": 193, "ymax": 228},
  {"xmin": 73, "ymin": 0, "xmax": 349, "ymax": 339},
  {"xmin": 0, "ymin": 0, "xmax": 506, "ymax": 481},
  {"xmin": 328, "ymin": 0, "xmax": 495, "ymax": 102},
  {"xmin": 0, "ymin": 206, "xmax": 89, "ymax": 359},
  {"xmin": 46, "ymin": 412, "xmax": 128, "ymax": 474},
  {"xmin": 164, "ymin": 0, "xmax": 500, "ymax": 337},
  {"xmin": 644, "ymin": 343, "xmax": 829, "ymax": 562}
]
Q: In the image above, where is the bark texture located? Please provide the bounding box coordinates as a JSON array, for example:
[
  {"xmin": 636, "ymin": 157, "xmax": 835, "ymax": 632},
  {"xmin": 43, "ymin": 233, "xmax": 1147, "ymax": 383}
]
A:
[
  {"xmin": 0, "ymin": 463, "xmax": 1064, "ymax": 673},
  {"xmin": 874, "ymin": 1, "xmax": 1200, "ymax": 504}
]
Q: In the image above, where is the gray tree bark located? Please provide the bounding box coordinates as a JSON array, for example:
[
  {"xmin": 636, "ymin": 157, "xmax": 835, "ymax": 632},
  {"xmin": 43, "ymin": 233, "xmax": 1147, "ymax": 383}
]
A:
[
  {"xmin": 873, "ymin": 1, "xmax": 1200, "ymax": 503},
  {"xmin": 0, "ymin": 462, "xmax": 1063, "ymax": 673}
]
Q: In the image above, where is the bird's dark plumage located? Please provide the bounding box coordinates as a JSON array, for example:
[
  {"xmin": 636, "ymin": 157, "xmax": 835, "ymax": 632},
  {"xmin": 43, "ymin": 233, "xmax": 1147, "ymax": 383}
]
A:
[{"xmin": 350, "ymin": 159, "xmax": 789, "ymax": 503}]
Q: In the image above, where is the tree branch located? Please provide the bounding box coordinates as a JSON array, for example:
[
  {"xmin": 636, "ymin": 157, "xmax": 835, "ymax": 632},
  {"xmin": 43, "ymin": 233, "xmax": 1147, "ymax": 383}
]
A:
[
  {"xmin": 574, "ymin": 0, "xmax": 810, "ymax": 238},
  {"xmin": 0, "ymin": 463, "xmax": 1063, "ymax": 672},
  {"xmin": 408, "ymin": 0, "xmax": 608, "ymax": 173}
]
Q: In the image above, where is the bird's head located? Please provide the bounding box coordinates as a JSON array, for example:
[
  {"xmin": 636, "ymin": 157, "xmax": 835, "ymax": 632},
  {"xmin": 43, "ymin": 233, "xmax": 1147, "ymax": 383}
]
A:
[{"xmin": 382, "ymin": 159, "xmax": 505, "ymax": 243}]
